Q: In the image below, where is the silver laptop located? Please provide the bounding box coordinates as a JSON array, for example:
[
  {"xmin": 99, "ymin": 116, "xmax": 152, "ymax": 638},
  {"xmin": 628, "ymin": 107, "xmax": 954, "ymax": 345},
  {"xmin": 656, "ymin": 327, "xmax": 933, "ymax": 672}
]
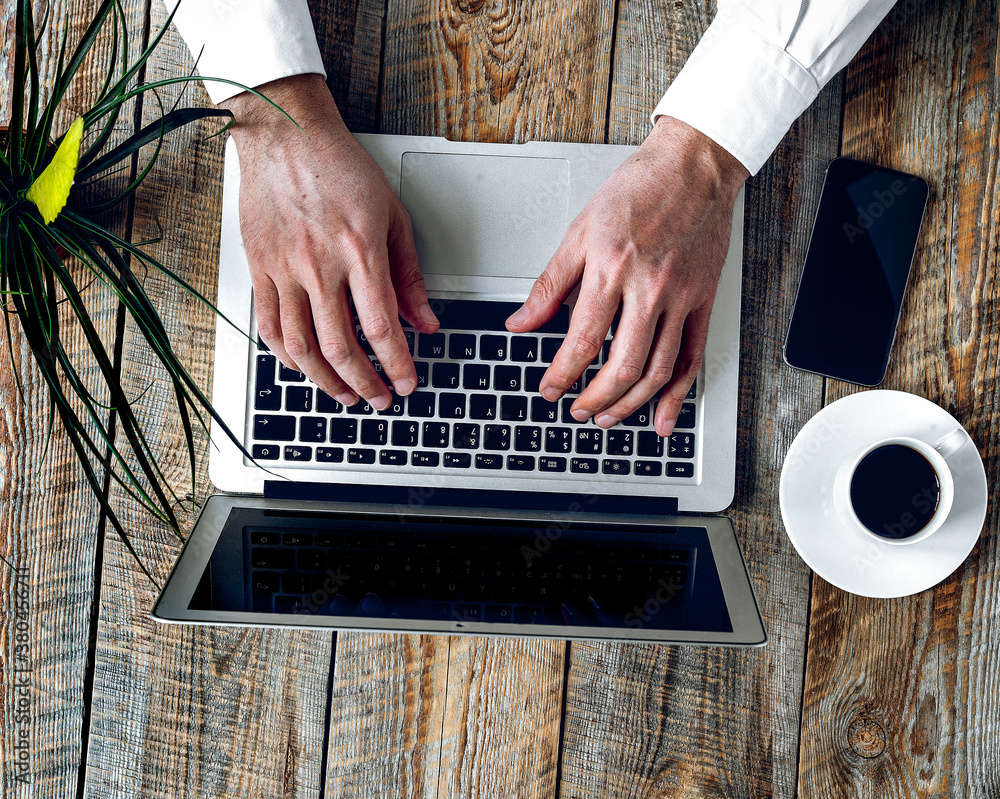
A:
[{"xmin": 152, "ymin": 135, "xmax": 765, "ymax": 646}]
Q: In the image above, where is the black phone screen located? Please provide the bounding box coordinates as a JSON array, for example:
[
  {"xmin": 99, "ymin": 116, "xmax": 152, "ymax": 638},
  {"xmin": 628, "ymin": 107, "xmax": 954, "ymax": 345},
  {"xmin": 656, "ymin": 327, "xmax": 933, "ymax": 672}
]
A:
[{"xmin": 783, "ymin": 158, "xmax": 928, "ymax": 385}]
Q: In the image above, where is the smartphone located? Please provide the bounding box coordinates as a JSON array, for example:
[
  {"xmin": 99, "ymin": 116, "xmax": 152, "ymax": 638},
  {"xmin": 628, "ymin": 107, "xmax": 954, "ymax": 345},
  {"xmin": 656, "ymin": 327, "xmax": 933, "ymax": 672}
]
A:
[{"xmin": 783, "ymin": 157, "xmax": 928, "ymax": 386}]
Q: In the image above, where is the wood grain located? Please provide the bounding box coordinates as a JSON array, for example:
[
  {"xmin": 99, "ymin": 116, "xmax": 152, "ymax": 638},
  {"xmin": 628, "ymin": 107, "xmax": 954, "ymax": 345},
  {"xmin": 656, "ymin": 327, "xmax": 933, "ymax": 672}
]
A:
[
  {"xmin": 79, "ymin": 4, "xmax": 333, "ymax": 797},
  {"xmin": 557, "ymin": 1, "xmax": 839, "ymax": 796},
  {"xmin": 0, "ymin": 2, "xmax": 146, "ymax": 795},
  {"xmin": 799, "ymin": 2, "xmax": 1000, "ymax": 797}
]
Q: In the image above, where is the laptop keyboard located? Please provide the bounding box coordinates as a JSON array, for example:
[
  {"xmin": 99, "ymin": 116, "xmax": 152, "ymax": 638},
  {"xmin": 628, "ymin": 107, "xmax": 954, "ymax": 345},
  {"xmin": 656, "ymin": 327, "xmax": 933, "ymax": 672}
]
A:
[
  {"xmin": 245, "ymin": 524, "xmax": 693, "ymax": 627},
  {"xmin": 248, "ymin": 300, "xmax": 699, "ymax": 483}
]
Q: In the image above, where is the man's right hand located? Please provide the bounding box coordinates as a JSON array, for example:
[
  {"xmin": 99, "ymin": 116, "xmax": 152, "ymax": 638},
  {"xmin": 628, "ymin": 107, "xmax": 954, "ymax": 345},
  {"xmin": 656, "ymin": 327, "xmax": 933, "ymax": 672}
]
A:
[{"xmin": 222, "ymin": 73, "xmax": 438, "ymax": 410}]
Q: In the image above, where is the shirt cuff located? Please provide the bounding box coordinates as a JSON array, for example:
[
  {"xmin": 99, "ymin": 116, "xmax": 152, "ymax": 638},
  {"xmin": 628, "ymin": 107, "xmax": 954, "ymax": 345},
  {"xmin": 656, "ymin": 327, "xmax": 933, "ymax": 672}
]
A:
[
  {"xmin": 170, "ymin": 0, "xmax": 327, "ymax": 105},
  {"xmin": 651, "ymin": 15, "xmax": 821, "ymax": 176}
]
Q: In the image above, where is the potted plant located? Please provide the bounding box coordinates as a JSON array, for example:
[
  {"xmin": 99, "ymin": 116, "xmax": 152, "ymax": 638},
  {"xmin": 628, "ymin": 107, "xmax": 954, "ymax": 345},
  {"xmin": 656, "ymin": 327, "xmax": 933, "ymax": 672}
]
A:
[{"xmin": 1, "ymin": 0, "xmax": 266, "ymax": 581}]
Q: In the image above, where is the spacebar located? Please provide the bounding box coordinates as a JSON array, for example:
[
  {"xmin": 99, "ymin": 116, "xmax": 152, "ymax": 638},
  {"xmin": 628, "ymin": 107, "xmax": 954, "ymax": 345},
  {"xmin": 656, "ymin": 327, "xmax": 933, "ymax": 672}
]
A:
[{"xmin": 430, "ymin": 300, "xmax": 570, "ymax": 333}]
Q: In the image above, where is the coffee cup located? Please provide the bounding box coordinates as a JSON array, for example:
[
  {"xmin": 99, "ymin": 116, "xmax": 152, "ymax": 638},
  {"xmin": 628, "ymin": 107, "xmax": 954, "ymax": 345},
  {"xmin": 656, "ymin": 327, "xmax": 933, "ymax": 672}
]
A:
[{"xmin": 832, "ymin": 428, "xmax": 968, "ymax": 546}]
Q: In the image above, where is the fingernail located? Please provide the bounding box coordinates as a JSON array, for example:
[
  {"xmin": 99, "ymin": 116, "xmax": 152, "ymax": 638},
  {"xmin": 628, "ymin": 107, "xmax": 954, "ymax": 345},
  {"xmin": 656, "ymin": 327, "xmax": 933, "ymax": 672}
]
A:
[
  {"xmin": 370, "ymin": 394, "xmax": 391, "ymax": 411},
  {"xmin": 596, "ymin": 414, "xmax": 620, "ymax": 429},
  {"xmin": 336, "ymin": 392, "xmax": 358, "ymax": 406},
  {"xmin": 419, "ymin": 305, "xmax": 439, "ymax": 327},
  {"xmin": 507, "ymin": 306, "xmax": 530, "ymax": 327},
  {"xmin": 542, "ymin": 387, "xmax": 561, "ymax": 402},
  {"xmin": 571, "ymin": 407, "xmax": 592, "ymax": 422},
  {"xmin": 394, "ymin": 378, "xmax": 415, "ymax": 396}
]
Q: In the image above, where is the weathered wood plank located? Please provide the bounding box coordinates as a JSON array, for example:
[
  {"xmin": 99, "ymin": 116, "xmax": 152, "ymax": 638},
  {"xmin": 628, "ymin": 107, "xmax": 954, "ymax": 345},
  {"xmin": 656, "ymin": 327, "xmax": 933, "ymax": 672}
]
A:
[
  {"xmin": 557, "ymin": 2, "xmax": 839, "ymax": 796},
  {"xmin": 1, "ymin": 2, "xmax": 145, "ymax": 795},
  {"xmin": 80, "ymin": 4, "xmax": 333, "ymax": 797},
  {"xmin": 799, "ymin": 2, "xmax": 1000, "ymax": 796}
]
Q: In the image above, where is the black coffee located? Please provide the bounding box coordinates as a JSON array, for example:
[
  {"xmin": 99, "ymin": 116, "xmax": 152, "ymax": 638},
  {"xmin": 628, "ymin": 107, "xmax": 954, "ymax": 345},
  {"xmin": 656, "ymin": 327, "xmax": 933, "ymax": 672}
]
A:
[{"xmin": 849, "ymin": 444, "xmax": 940, "ymax": 539}]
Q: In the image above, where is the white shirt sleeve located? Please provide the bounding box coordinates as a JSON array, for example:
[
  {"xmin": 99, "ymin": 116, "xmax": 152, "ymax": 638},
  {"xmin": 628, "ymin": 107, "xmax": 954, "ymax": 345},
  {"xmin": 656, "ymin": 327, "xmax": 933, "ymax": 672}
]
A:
[
  {"xmin": 653, "ymin": 0, "xmax": 898, "ymax": 175},
  {"xmin": 164, "ymin": 0, "xmax": 326, "ymax": 105}
]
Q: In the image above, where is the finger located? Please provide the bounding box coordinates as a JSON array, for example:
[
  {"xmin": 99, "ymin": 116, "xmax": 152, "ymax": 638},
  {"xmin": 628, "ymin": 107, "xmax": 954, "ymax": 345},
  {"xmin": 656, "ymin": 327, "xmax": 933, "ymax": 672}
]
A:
[
  {"xmin": 539, "ymin": 267, "xmax": 620, "ymax": 402},
  {"xmin": 506, "ymin": 222, "xmax": 586, "ymax": 332},
  {"xmin": 251, "ymin": 273, "xmax": 303, "ymax": 372},
  {"xmin": 276, "ymin": 282, "xmax": 360, "ymax": 403},
  {"xmin": 349, "ymin": 253, "xmax": 418, "ymax": 399},
  {"xmin": 654, "ymin": 304, "xmax": 713, "ymax": 437},
  {"xmin": 571, "ymin": 297, "xmax": 662, "ymax": 425},
  {"xmin": 388, "ymin": 207, "xmax": 439, "ymax": 334}
]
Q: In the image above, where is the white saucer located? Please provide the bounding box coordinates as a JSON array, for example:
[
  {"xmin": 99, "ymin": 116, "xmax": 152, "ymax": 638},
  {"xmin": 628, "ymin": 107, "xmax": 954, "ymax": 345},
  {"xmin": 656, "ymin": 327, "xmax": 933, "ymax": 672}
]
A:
[{"xmin": 779, "ymin": 390, "xmax": 987, "ymax": 598}]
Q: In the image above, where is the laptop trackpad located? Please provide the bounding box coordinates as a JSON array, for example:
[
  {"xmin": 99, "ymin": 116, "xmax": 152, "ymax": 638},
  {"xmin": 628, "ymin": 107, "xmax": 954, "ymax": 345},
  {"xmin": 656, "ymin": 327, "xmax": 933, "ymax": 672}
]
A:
[{"xmin": 399, "ymin": 151, "xmax": 570, "ymax": 280}]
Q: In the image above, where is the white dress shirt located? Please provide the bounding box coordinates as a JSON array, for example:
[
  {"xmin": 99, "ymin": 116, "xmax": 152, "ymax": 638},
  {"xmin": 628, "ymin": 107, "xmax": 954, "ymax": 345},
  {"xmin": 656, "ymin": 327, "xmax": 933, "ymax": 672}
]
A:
[{"xmin": 168, "ymin": 0, "xmax": 897, "ymax": 175}]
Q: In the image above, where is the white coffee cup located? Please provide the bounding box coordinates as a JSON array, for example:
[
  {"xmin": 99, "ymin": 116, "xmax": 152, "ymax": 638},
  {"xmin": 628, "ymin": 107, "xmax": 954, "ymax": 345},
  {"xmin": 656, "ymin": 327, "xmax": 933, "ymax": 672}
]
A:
[{"xmin": 832, "ymin": 429, "xmax": 968, "ymax": 546}]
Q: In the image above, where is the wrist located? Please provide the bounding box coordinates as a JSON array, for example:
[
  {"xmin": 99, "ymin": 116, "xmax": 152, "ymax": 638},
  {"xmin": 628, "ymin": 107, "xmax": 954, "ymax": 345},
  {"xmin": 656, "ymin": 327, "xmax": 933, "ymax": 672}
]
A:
[
  {"xmin": 647, "ymin": 115, "xmax": 749, "ymax": 202},
  {"xmin": 221, "ymin": 73, "xmax": 348, "ymax": 150}
]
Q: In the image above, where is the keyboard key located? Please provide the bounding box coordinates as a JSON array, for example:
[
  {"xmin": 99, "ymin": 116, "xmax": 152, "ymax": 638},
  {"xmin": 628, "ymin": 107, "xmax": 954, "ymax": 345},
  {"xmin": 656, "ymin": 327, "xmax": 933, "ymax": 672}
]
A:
[
  {"xmin": 378, "ymin": 395, "xmax": 405, "ymax": 416},
  {"xmin": 412, "ymin": 451, "xmax": 440, "ymax": 467},
  {"xmin": 545, "ymin": 427, "xmax": 573, "ymax": 453},
  {"xmin": 541, "ymin": 338, "xmax": 562, "ymax": 363},
  {"xmin": 279, "ymin": 364, "xmax": 305, "ymax": 382},
  {"xmin": 484, "ymin": 425, "xmax": 511, "ymax": 451},
  {"xmin": 469, "ymin": 394, "xmax": 497, "ymax": 420},
  {"xmin": 347, "ymin": 448, "xmax": 376, "ymax": 464},
  {"xmin": 256, "ymin": 353, "xmax": 277, "ymax": 385},
  {"xmin": 485, "ymin": 605, "xmax": 514, "ymax": 622},
  {"xmin": 250, "ymin": 547, "xmax": 293, "ymax": 569},
  {"xmin": 623, "ymin": 404, "xmax": 651, "ymax": 427},
  {"xmin": 667, "ymin": 462, "xmax": 694, "ymax": 478},
  {"xmin": 415, "ymin": 361, "xmax": 429, "ymax": 388},
  {"xmin": 255, "ymin": 362, "xmax": 281, "ymax": 410},
  {"xmin": 606, "ymin": 429, "xmax": 633, "ymax": 456},
  {"xmin": 422, "ymin": 422, "xmax": 450, "ymax": 448},
  {"xmin": 432, "ymin": 362, "xmax": 460, "ymax": 389},
  {"xmin": 286, "ymin": 386, "xmax": 313, "ymax": 412},
  {"xmin": 475, "ymin": 453, "xmax": 503, "ymax": 469},
  {"xmin": 453, "ymin": 423, "xmax": 481, "ymax": 449},
  {"xmin": 252, "ymin": 444, "xmax": 280, "ymax": 460},
  {"xmin": 299, "ymin": 417, "xmax": 326, "ymax": 442},
  {"xmin": 444, "ymin": 452, "xmax": 471, "ymax": 468},
  {"xmin": 449, "ymin": 333, "xmax": 476, "ymax": 360},
  {"xmin": 251, "ymin": 572, "xmax": 279, "ymax": 612},
  {"xmin": 637, "ymin": 430, "xmax": 663, "ymax": 457},
  {"xmin": 524, "ymin": 367, "xmax": 546, "ymax": 393},
  {"xmin": 565, "ymin": 375, "xmax": 582, "ymax": 395},
  {"xmin": 346, "ymin": 400, "xmax": 373, "ymax": 415},
  {"xmin": 317, "ymin": 447, "xmax": 344, "ymax": 463},
  {"xmin": 584, "ymin": 367, "xmax": 599, "ymax": 388},
  {"xmin": 284, "ymin": 445, "xmax": 312, "ymax": 461},
  {"xmin": 575, "ymin": 428, "xmax": 603, "ymax": 454},
  {"xmin": 463, "ymin": 364, "xmax": 491, "ymax": 390},
  {"xmin": 392, "ymin": 420, "xmax": 420, "ymax": 447},
  {"xmin": 356, "ymin": 327, "xmax": 375, "ymax": 354},
  {"xmin": 380, "ymin": 449, "xmax": 408, "ymax": 466},
  {"xmin": 418, "ymin": 332, "xmax": 446, "ymax": 358},
  {"xmin": 571, "ymin": 457, "xmax": 599, "ymax": 473},
  {"xmin": 500, "ymin": 395, "xmax": 528, "ymax": 422},
  {"xmin": 539, "ymin": 456, "xmax": 567, "ymax": 472},
  {"xmin": 361, "ymin": 418, "xmax": 389, "ymax": 445},
  {"xmin": 601, "ymin": 339, "xmax": 612, "ymax": 363},
  {"xmin": 668, "ymin": 432, "xmax": 695, "ymax": 458},
  {"xmin": 507, "ymin": 455, "xmax": 535, "ymax": 471},
  {"xmin": 329, "ymin": 418, "xmax": 358, "ymax": 444},
  {"xmin": 438, "ymin": 393, "xmax": 466, "ymax": 419},
  {"xmin": 602, "ymin": 459, "xmax": 630, "ymax": 475},
  {"xmin": 634, "ymin": 460, "xmax": 662, "ymax": 476},
  {"xmin": 494, "ymin": 365, "xmax": 521, "ymax": 392},
  {"xmin": 686, "ymin": 378, "xmax": 698, "ymax": 399},
  {"xmin": 510, "ymin": 336, "xmax": 538, "ymax": 362},
  {"xmin": 530, "ymin": 397, "xmax": 559, "ymax": 423},
  {"xmin": 254, "ymin": 415, "xmax": 295, "ymax": 441},
  {"xmin": 404, "ymin": 330, "xmax": 415, "ymax": 354},
  {"xmin": 480, "ymin": 334, "xmax": 508, "ymax": 361},
  {"xmin": 514, "ymin": 425, "xmax": 542, "ymax": 452},
  {"xmin": 562, "ymin": 398, "xmax": 585, "ymax": 424},
  {"xmin": 316, "ymin": 390, "xmax": 342, "ymax": 414},
  {"xmin": 407, "ymin": 392, "xmax": 435, "ymax": 417},
  {"xmin": 676, "ymin": 402, "xmax": 696, "ymax": 430}
]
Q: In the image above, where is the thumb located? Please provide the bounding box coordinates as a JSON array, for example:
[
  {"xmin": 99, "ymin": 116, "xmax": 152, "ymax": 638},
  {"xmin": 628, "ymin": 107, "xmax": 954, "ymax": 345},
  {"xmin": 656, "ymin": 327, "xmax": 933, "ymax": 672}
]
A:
[{"xmin": 507, "ymin": 225, "xmax": 586, "ymax": 331}]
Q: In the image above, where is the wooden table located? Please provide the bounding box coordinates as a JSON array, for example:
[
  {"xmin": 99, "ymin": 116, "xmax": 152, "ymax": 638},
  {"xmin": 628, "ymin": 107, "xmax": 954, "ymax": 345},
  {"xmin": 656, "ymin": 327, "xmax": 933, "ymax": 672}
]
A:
[{"xmin": 2, "ymin": 1, "xmax": 998, "ymax": 796}]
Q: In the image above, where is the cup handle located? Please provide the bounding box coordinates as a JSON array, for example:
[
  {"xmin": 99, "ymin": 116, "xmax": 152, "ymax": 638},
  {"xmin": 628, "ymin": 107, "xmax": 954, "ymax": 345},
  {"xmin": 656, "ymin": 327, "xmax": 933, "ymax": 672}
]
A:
[{"xmin": 932, "ymin": 428, "xmax": 968, "ymax": 459}]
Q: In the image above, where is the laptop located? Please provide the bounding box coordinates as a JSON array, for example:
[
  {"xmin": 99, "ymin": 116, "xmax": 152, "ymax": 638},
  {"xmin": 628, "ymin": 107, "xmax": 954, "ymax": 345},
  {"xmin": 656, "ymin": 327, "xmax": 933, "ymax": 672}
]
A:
[{"xmin": 152, "ymin": 134, "xmax": 766, "ymax": 646}]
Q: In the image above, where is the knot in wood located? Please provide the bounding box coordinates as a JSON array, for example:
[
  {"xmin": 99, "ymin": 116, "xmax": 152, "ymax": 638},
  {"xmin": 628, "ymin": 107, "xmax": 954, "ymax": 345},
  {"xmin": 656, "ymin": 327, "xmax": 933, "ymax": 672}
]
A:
[
  {"xmin": 456, "ymin": 0, "xmax": 486, "ymax": 13},
  {"xmin": 847, "ymin": 716, "xmax": 886, "ymax": 758}
]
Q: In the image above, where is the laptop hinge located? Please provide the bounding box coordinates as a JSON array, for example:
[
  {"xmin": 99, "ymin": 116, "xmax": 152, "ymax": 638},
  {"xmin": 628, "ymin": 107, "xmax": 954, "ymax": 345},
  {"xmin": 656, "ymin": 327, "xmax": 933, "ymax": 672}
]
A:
[{"xmin": 262, "ymin": 480, "xmax": 680, "ymax": 516}]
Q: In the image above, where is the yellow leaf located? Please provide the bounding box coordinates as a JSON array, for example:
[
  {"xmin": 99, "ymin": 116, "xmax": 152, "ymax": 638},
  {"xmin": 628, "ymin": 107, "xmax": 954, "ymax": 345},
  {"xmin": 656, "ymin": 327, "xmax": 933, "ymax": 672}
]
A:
[{"xmin": 26, "ymin": 116, "xmax": 85, "ymax": 225}]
